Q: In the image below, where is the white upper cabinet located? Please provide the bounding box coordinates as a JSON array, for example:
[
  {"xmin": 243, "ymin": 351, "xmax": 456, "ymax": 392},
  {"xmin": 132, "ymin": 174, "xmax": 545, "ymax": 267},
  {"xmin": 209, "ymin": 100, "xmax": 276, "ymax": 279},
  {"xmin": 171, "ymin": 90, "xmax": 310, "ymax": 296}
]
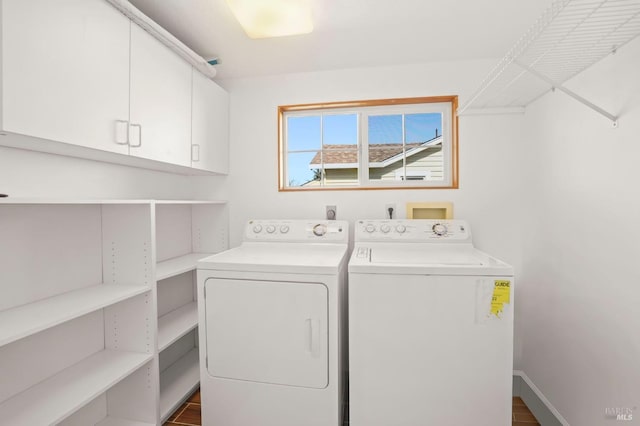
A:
[
  {"xmin": 191, "ymin": 70, "xmax": 229, "ymax": 173},
  {"xmin": 1, "ymin": 0, "xmax": 130, "ymax": 155},
  {"xmin": 0, "ymin": 0, "xmax": 228, "ymax": 174},
  {"xmin": 129, "ymin": 24, "xmax": 192, "ymax": 167}
]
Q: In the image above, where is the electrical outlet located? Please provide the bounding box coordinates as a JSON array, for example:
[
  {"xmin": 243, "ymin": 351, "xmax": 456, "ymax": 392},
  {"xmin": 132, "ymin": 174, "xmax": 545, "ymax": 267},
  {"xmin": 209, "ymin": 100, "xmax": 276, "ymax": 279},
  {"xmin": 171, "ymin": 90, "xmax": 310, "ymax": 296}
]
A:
[
  {"xmin": 326, "ymin": 205, "xmax": 337, "ymax": 220},
  {"xmin": 385, "ymin": 203, "xmax": 396, "ymax": 219}
]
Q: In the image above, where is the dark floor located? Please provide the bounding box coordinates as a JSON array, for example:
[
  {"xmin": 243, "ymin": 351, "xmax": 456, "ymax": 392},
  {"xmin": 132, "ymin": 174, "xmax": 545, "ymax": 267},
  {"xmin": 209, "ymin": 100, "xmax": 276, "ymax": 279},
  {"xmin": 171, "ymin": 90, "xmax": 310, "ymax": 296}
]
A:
[
  {"xmin": 164, "ymin": 389, "xmax": 201, "ymax": 426},
  {"xmin": 164, "ymin": 389, "xmax": 540, "ymax": 426},
  {"xmin": 513, "ymin": 396, "xmax": 541, "ymax": 425}
]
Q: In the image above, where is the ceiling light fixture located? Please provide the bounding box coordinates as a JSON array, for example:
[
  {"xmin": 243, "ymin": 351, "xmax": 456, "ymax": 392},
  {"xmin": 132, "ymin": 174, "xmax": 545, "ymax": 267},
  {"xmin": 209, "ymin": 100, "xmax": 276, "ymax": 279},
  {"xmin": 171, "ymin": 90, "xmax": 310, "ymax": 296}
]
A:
[{"xmin": 226, "ymin": 0, "xmax": 313, "ymax": 39}]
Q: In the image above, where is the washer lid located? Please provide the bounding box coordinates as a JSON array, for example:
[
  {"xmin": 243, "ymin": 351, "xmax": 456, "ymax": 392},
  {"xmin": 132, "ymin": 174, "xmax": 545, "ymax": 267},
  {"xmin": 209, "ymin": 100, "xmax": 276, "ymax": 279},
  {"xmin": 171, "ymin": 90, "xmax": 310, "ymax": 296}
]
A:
[
  {"xmin": 349, "ymin": 243, "xmax": 513, "ymax": 276},
  {"xmin": 198, "ymin": 242, "xmax": 349, "ymax": 275}
]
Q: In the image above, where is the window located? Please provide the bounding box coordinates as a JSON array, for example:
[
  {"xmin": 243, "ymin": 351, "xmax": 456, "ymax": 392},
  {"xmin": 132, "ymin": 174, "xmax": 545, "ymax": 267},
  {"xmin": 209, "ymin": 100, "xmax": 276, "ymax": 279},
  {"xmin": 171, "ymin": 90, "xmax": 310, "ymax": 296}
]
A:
[{"xmin": 278, "ymin": 96, "xmax": 458, "ymax": 190}]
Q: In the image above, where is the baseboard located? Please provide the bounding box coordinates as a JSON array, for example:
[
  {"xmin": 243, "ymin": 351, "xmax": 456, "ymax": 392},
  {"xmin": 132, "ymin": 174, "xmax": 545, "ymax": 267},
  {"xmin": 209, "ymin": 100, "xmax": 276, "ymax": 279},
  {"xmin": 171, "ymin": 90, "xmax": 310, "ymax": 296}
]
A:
[{"xmin": 513, "ymin": 370, "xmax": 570, "ymax": 426}]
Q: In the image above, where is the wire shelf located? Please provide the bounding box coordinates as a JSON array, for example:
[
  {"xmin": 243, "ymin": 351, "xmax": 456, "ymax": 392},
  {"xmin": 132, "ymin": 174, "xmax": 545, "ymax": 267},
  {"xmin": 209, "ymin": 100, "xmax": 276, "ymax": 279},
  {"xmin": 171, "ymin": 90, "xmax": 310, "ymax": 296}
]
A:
[{"xmin": 459, "ymin": 0, "xmax": 640, "ymax": 117}]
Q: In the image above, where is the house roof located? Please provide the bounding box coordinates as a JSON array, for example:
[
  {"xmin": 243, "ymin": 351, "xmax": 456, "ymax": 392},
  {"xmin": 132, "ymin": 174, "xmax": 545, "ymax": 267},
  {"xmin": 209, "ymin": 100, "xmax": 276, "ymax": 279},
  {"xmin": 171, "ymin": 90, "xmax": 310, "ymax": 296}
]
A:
[{"xmin": 309, "ymin": 137, "xmax": 442, "ymax": 169}]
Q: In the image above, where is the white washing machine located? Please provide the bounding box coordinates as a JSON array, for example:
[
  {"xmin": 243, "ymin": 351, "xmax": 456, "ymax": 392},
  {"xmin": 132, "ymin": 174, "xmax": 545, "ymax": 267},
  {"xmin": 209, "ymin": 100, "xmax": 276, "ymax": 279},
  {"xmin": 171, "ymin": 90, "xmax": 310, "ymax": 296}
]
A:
[
  {"xmin": 348, "ymin": 219, "xmax": 514, "ymax": 426},
  {"xmin": 197, "ymin": 220, "xmax": 349, "ymax": 426}
]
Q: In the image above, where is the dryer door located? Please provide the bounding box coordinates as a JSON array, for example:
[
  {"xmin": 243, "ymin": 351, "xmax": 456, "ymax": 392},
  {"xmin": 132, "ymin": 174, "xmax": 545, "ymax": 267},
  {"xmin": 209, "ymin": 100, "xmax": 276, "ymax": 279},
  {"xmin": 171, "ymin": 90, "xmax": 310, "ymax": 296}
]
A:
[{"xmin": 204, "ymin": 278, "xmax": 329, "ymax": 388}]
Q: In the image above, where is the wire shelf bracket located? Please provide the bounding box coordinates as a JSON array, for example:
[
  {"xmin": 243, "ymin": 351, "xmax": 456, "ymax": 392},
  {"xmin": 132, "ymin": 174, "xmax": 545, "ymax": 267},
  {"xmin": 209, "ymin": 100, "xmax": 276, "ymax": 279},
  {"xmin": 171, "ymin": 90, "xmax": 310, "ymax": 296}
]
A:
[
  {"xmin": 514, "ymin": 59, "xmax": 619, "ymax": 126},
  {"xmin": 458, "ymin": 0, "xmax": 640, "ymax": 127}
]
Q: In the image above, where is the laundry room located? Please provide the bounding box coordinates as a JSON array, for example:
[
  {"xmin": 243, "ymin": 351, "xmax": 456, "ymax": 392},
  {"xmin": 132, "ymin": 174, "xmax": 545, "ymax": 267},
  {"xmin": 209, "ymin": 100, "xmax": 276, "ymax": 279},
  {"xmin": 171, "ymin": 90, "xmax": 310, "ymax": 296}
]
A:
[{"xmin": 1, "ymin": 0, "xmax": 639, "ymax": 425}]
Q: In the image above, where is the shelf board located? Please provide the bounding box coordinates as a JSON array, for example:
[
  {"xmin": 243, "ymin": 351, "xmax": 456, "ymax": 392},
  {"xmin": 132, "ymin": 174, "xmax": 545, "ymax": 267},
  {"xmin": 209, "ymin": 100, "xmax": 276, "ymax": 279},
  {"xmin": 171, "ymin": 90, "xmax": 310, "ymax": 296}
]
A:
[
  {"xmin": 96, "ymin": 417, "xmax": 155, "ymax": 426},
  {"xmin": 458, "ymin": 0, "xmax": 640, "ymax": 118},
  {"xmin": 160, "ymin": 348, "xmax": 200, "ymax": 421},
  {"xmin": 0, "ymin": 199, "xmax": 226, "ymax": 205},
  {"xmin": 154, "ymin": 200, "xmax": 226, "ymax": 205},
  {"xmin": 0, "ymin": 284, "xmax": 149, "ymax": 347},
  {"xmin": 156, "ymin": 253, "xmax": 214, "ymax": 281},
  {"xmin": 0, "ymin": 350, "xmax": 153, "ymax": 425},
  {"xmin": 0, "ymin": 199, "xmax": 153, "ymax": 205},
  {"xmin": 158, "ymin": 302, "xmax": 198, "ymax": 352}
]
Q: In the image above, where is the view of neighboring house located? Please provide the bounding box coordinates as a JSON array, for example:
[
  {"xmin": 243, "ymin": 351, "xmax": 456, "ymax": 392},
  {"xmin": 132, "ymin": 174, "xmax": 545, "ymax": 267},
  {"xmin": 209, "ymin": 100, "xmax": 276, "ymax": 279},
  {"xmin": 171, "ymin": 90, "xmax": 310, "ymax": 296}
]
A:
[{"xmin": 304, "ymin": 135, "xmax": 443, "ymax": 186}]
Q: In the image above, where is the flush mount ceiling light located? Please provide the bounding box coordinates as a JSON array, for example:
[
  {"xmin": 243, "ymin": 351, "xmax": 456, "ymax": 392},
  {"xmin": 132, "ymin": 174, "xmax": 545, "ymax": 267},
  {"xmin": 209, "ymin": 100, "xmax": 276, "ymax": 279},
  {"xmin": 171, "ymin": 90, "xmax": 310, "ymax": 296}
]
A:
[{"xmin": 226, "ymin": 0, "xmax": 313, "ymax": 39}]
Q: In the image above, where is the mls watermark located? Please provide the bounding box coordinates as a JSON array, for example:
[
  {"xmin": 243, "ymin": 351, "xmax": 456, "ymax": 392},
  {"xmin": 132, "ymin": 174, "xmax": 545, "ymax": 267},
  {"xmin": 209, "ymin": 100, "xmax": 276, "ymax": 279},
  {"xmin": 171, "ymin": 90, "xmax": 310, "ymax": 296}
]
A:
[{"xmin": 605, "ymin": 407, "xmax": 636, "ymax": 421}]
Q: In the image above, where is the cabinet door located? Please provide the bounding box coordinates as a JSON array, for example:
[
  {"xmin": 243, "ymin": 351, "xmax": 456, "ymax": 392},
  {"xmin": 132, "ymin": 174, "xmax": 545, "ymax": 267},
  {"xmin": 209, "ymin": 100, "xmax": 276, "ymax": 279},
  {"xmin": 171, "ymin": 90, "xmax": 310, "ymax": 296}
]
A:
[
  {"xmin": 191, "ymin": 70, "xmax": 229, "ymax": 173},
  {"xmin": 1, "ymin": 0, "xmax": 130, "ymax": 154},
  {"xmin": 129, "ymin": 25, "xmax": 191, "ymax": 166}
]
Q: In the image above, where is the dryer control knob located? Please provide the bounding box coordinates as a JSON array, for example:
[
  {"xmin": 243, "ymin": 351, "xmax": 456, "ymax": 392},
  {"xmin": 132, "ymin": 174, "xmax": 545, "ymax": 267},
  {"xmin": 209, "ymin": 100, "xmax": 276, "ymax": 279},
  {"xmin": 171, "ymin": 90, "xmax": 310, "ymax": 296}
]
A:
[
  {"xmin": 432, "ymin": 223, "xmax": 448, "ymax": 236},
  {"xmin": 365, "ymin": 224, "xmax": 376, "ymax": 233},
  {"xmin": 280, "ymin": 225, "xmax": 290, "ymax": 234},
  {"xmin": 395, "ymin": 224, "xmax": 406, "ymax": 233},
  {"xmin": 313, "ymin": 224, "xmax": 327, "ymax": 236},
  {"xmin": 252, "ymin": 225, "xmax": 263, "ymax": 233},
  {"xmin": 266, "ymin": 225, "xmax": 276, "ymax": 234},
  {"xmin": 380, "ymin": 224, "xmax": 391, "ymax": 233}
]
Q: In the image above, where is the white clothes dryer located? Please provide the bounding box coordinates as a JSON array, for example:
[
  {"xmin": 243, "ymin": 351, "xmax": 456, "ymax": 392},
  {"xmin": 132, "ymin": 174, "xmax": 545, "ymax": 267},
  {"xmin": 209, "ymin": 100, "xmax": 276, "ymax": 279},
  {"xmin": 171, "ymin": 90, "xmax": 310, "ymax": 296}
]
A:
[
  {"xmin": 348, "ymin": 219, "xmax": 514, "ymax": 426},
  {"xmin": 197, "ymin": 220, "xmax": 349, "ymax": 426}
]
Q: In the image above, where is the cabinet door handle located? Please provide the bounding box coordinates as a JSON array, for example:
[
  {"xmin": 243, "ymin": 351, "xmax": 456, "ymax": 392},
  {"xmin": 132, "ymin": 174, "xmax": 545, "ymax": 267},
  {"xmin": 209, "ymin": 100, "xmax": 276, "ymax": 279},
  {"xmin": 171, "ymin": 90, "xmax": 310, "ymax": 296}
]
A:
[
  {"xmin": 192, "ymin": 144, "xmax": 200, "ymax": 162},
  {"xmin": 129, "ymin": 123, "xmax": 142, "ymax": 147},
  {"xmin": 115, "ymin": 120, "xmax": 129, "ymax": 145}
]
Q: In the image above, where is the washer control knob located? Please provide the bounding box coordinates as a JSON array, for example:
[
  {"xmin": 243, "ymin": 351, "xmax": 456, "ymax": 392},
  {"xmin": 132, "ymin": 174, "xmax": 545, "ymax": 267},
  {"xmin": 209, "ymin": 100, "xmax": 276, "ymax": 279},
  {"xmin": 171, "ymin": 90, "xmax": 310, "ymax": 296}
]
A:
[
  {"xmin": 313, "ymin": 224, "xmax": 327, "ymax": 236},
  {"xmin": 266, "ymin": 225, "xmax": 276, "ymax": 234},
  {"xmin": 252, "ymin": 224, "xmax": 263, "ymax": 233},
  {"xmin": 280, "ymin": 225, "xmax": 290, "ymax": 234},
  {"xmin": 365, "ymin": 224, "xmax": 376, "ymax": 233},
  {"xmin": 432, "ymin": 223, "xmax": 448, "ymax": 236},
  {"xmin": 380, "ymin": 224, "xmax": 391, "ymax": 233},
  {"xmin": 395, "ymin": 224, "xmax": 406, "ymax": 233}
]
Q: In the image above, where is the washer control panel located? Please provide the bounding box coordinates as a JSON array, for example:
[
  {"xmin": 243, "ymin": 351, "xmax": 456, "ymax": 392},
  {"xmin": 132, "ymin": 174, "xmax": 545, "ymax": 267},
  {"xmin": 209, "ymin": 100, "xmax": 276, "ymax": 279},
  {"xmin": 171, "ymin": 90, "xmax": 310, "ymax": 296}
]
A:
[
  {"xmin": 245, "ymin": 220, "xmax": 348, "ymax": 242},
  {"xmin": 355, "ymin": 219, "xmax": 471, "ymax": 242}
]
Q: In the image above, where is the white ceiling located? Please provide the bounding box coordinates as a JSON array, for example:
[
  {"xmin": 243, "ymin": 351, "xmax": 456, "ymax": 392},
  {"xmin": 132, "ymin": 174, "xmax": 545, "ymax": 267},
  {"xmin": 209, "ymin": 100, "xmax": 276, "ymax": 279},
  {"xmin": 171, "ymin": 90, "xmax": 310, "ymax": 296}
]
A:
[{"xmin": 128, "ymin": 0, "xmax": 554, "ymax": 80}]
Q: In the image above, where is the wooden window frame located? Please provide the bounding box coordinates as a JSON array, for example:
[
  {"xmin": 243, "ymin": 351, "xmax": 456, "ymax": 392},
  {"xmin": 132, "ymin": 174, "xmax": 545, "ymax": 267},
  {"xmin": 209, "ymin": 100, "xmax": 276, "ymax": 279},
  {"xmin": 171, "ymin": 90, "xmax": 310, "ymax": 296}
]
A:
[{"xmin": 278, "ymin": 96, "xmax": 459, "ymax": 191}]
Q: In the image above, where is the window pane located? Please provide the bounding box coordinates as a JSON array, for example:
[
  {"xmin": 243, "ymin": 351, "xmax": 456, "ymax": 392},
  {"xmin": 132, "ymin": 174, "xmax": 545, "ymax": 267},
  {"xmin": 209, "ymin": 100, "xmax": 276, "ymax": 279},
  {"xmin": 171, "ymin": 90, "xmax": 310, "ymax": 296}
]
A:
[
  {"xmin": 279, "ymin": 96, "xmax": 458, "ymax": 190},
  {"xmin": 287, "ymin": 151, "xmax": 321, "ymax": 187},
  {"xmin": 405, "ymin": 143, "xmax": 444, "ymax": 182},
  {"xmin": 405, "ymin": 113, "xmax": 442, "ymax": 143},
  {"xmin": 368, "ymin": 114, "xmax": 403, "ymax": 181},
  {"xmin": 323, "ymin": 114, "xmax": 357, "ymax": 147},
  {"xmin": 287, "ymin": 116, "xmax": 320, "ymax": 151},
  {"xmin": 368, "ymin": 145, "xmax": 405, "ymax": 181},
  {"xmin": 369, "ymin": 142, "xmax": 444, "ymax": 182},
  {"xmin": 321, "ymin": 148, "xmax": 358, "ymax": 186},
  {"xmin": 368, "ymin": 115, "xmax": 402, "ymax": 144}
]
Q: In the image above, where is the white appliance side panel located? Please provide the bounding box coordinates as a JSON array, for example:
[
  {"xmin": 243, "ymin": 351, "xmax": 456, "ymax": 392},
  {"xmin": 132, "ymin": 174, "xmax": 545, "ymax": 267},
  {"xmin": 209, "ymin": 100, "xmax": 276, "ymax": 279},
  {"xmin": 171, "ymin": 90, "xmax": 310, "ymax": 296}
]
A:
[
  {"xmin": 348, "ymin": 273, "xmax": 513, "ymax": 426},
  {"xmin": 205, "ymin": 278, "xmax": 328, "ymax": 389}
]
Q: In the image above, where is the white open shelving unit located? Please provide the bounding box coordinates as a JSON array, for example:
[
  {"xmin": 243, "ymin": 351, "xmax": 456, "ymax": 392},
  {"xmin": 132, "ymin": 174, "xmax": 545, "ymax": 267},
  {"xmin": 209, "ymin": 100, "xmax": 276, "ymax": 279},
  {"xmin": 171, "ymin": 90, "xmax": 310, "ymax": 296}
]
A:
[
  {"xmin": 1, "ymin": 350, "xmax": 154, "ymax": 425},
  {"xmin": 159, "ymin": 345, "xmax": 200, "ymax": 420},
  {"xmin": 0, "ymin": 284, "xmax": 149, "ymax": 347},
  {"xmin": 157, "ymin": 253, "xmax": 212, "ymax": 281},
  {"xmin": 458, "ymin": 0, "xmax": 640, "ymax": 124},
  {"xmin": 158, "ymin": 302, "xmax": 198, "ymax": 352},
  {"xmin": 155, "ymin": 201, "xmax": 227, "ymax": 421},
  {"xmin": 0, "ymin": 199, "xmax": 228, "ymax": 425}
]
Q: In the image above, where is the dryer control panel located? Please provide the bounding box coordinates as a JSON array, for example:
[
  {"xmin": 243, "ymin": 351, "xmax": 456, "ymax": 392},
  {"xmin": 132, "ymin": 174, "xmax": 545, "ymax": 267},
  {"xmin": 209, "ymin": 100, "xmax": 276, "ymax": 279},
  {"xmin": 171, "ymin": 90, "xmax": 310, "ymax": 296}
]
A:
[
  {"xmin": 245, "ymin": 220, "xmax": 349, "ymax": 243},
  {"xmin": 355, "ymin": 219, "xmax": 472, "ymax": 243}
]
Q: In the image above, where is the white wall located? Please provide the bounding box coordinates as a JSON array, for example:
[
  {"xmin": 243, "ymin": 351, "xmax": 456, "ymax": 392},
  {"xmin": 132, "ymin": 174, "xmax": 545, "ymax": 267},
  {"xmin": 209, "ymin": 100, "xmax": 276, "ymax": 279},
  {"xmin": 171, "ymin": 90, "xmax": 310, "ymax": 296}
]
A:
[
  {"xmin": 520, "ymin": 37, "xmax": 640, "ymax": 425},
  {"xmin": 0, "ymin": 146, "xmax": 222, "ymax": 199},
  {"xmin": 217, "ymin": 59, "xmax": 528, "ymax": 367}
]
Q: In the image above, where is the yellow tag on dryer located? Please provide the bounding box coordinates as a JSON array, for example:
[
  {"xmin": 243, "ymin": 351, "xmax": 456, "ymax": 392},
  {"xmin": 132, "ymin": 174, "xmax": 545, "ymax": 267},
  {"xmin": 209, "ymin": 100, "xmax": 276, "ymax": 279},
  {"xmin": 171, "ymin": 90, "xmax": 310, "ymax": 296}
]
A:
[{"xmin": 490, "ymin": 280, "xmax": 511, "ymax": 318}]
